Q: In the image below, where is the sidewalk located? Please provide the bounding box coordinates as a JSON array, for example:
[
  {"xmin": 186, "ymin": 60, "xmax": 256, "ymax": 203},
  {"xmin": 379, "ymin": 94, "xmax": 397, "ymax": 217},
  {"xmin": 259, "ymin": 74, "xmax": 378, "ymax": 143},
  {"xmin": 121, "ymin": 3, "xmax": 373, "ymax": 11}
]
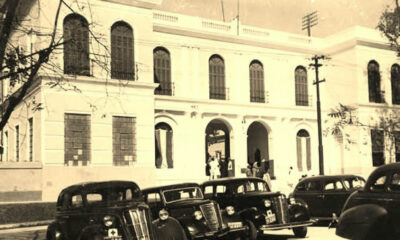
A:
[{"xmin": 0, "ymin": 220, "xmax": 51, "ymax": 231}]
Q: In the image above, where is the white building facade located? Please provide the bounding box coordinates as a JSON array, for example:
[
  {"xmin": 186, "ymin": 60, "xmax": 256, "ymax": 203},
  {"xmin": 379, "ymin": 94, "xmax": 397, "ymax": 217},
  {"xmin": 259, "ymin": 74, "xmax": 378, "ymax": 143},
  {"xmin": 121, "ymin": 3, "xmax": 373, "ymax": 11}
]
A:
[{"xmin": 0, "ymin": 0, "xmax": 399, "ymax": 202}]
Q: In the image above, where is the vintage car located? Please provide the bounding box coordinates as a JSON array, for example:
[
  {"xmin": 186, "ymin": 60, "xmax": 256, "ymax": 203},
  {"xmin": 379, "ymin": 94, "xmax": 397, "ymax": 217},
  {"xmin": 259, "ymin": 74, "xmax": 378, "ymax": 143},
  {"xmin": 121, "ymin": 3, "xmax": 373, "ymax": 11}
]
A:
[
  {"xmin": 336, "ymin": 163, "xmax": 400, "ymax": 240},
  {"xmin": 46, "ymin": 181, "xmax": 157, "ymax": 240},
  {"xmin": 142, "ymin": 183, "xmax": 251, "ymax": 240},
  {"xmin": 201, "ymin": 177, "xmax": 314, "ymax": 238},
  {"xmin": 292, "ymin": 175, "xmax": 365, "ymax": 220}
]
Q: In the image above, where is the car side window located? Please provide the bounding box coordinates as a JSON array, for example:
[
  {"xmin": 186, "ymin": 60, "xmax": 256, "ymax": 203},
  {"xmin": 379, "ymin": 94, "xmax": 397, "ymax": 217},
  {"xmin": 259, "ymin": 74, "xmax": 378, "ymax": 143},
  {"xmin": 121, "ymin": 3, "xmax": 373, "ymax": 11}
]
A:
[
  {"xmin": 71, "ymin": 194, "xmax": 83, "ymax": 208},
  {"xmin": 370, "ymin": 175, "xmax": 387, "ymax": 191},
  {"xmin": 390, "ymin": 173, "xmax": 400, "ymax": 191},
  {"xmin": 87, "ymin": 193, "xmax": 102, "ymax": 203},
  {"xmin": 307, "ymin": 181, "xmax": 322, "ymax": 191},
  {"xmin": 216, "ymin": 185, "xmax": 226, "ymax": 193},
  {"xmin": 324, "ymin": 182, "xmax": 335, "ymax": 191},
  {"xmin": 146, "ymin": 193, "xmax": 161, "ymax": 204},
  {"xmin": 204, "ymin": 185, "xmax": 214, "ymax": 198},
  {"xmin": 295, "ymin": 182, "xmax": 306, "ymax": 191}
]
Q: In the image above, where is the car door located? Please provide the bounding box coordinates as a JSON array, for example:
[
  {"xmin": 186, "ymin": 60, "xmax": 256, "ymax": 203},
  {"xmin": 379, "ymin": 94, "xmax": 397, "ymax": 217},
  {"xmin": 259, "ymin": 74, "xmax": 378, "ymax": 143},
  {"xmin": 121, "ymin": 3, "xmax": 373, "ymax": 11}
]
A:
[
  {"xmin": 65, "ymin": 193, "xmax": 87, "ymax": 239},
  {"xmin": 322, "ymin": 180, "xmax": 349, "ymax": 217},
  {"xmin": 294, "ymin": 180, "xmax": 324, "ymax": 217},
  {"xmin": 385, "ymin": 172, "xmax": 400, "ymax": 236}
]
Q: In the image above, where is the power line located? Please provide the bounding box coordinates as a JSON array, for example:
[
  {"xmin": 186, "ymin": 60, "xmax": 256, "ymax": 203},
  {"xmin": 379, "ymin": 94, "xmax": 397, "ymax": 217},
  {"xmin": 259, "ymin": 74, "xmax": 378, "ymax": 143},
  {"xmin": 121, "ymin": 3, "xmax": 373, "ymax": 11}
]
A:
[{"xmin": 302, "ymin": 11, "xmax": 318, "ymax": 37}]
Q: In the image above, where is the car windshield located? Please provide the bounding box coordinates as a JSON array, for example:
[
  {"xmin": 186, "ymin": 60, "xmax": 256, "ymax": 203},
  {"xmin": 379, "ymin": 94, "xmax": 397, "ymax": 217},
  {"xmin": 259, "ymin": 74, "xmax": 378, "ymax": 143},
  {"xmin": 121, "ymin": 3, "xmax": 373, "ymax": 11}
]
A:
[
  {"xmin": 85, "ymin": 186, "xmax": 141, "ymax": 205},
  {"xmin": 236, "ymin": 180, "xmax": 269, "ymax": 193},
  {"xmin": 162, "ymin": 187, "xmax": 204, "ymax": 203},
  {"xmin": 343, "ymin": 177, "xmax": 365, "ymax": 189}
]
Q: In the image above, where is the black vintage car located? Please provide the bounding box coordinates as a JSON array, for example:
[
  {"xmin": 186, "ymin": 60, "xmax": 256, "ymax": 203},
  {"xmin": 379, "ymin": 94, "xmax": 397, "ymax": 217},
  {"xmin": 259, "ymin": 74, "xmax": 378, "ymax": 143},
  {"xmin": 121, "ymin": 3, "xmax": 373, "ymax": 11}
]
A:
[
  {"xmin": 201, "ymin": 177, "xmax": 314, "ymax": 238},
  {"xmin": 292, "ymin": 175, "xmax": 365, "ymax": 220},
  {"xmin": 46, "ymin": 181, "xmax": 157, "ymax": 240},
  {"xmin": 142, "ymin": 183, "xmax": 250, "ymax": 240},
  {"xmin": 336, "ymin": 163, "xmax": 400, "ymax": 240}
]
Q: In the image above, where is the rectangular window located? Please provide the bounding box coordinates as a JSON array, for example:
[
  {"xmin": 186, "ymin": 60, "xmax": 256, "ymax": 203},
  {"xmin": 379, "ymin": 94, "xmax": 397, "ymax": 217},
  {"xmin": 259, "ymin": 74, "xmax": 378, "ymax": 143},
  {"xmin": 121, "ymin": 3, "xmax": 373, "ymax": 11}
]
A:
[
  {"xmin": 64, "ymin": 113, "xmax": 91, "ymax": 166},
  {"xmin": 28, "ymin": 118, "xmax": 33, "ymax": 162},
  {"xmin": 395, "ymin": 131, "xmax": 400, "ymax": 162},
  {"xmin": 4, "ymin": 131, "xmax": 8, "ymax": 162},
  {"xmin": 371, "ymin": 129, "xmax": 384, "ymax": 166},
  {"xmin": 112, "ymin": 116, "xmax": 136, "ymax": 166},
  {"xmin": 15, "ymin": 125, "xmax": 19, "ymax": 162}
]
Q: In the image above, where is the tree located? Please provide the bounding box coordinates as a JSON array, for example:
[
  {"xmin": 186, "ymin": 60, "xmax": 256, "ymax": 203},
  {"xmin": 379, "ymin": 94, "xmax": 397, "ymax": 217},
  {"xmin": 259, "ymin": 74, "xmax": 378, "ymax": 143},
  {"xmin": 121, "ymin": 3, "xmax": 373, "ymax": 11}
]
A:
[{"xmin": 377, "ymin": 0, "xmax": 400, "ymax": 56}]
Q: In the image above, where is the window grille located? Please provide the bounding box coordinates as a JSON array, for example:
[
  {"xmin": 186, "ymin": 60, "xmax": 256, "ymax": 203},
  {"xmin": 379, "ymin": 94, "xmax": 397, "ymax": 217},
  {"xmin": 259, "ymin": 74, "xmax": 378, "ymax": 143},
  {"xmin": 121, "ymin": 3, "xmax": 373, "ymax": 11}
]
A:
[
  {"xmin": 249, "ymin": 60, "xmax": 265, "ymax": 103},
  {"xmin": 113, "ymin": 116, "xmax": 136, "ymax": 166},
  {"xmin": 295, "ymin": 66, "xmax": 308, "ymax": 106},
  {"xmin": 371, "ymin": 129, "xmax": 384, "ymax": 166},
  {"xmin": 154, "ymin": 48, "xmax": 172, "ymax": 95},
  {"xmin": 391, "ymin": 64, "xmax": 400, "ymax": 105},
  {"xmin": 63, "ymin": 14, "xmax": 90, "ymax": 76},
  {"xmin": 28, "ymin": 118, "xmax": 33, "ymax": 162},
  {"xmin": 111, "ymin": 22, "xmax": 134, "ymax": 80},
  {"xmin": 209, "ymin": 55, "xmax": 226, "ymax": 100},
  {"xmin": 15, "ymin": 125, "xmax": 19, "ymax": 162},
  {"xmin": 368, "ymin": 61, "xmax": 383, "ymax": 103},
  {"xmin": 64, "ymin": 114, "xmax": 91, "ymax": 166}
]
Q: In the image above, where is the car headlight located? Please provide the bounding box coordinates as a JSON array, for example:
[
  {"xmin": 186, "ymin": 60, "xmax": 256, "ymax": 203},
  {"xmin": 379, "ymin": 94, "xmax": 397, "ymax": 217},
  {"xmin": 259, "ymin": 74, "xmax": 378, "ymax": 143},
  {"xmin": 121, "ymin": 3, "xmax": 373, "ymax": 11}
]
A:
[
  {"xmin": 103, "ymin": 215, "xmax": 115, "ymax": 227},
  {"xmin": 264, "ymin": 200, "xmax": 271, "ymax": 208},
  {"xmin": 226, "ymin": 206, "xmax": 235, "ymax": 216},
  {"xmin": 194, "ymin": 210, "xmax": 203, "ymax": 220}
]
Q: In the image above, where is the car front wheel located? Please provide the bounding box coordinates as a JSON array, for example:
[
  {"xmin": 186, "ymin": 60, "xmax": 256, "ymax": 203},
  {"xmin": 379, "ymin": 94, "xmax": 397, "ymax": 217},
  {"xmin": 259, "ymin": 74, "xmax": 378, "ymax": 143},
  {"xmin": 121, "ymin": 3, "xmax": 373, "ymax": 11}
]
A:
[{"xmin": 293, "ymin": 226, "xmax": 307, "ymax": 238}]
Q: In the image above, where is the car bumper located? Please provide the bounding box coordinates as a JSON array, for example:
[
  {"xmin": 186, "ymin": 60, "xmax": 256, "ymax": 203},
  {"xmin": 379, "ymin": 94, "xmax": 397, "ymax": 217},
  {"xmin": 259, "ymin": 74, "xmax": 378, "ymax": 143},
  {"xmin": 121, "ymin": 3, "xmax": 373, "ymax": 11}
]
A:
[{"xmin": 259, "ymin": 220, "xmax": 315, "ymax": 231}]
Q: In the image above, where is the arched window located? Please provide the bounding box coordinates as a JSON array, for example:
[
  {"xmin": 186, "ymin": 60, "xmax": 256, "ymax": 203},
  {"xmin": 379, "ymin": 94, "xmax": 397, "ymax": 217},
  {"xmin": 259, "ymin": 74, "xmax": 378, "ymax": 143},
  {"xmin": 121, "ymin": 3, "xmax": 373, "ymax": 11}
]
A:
[
  {"xmin": 209, "ymin": 55, "xmax": 226, "ymax": 100},
  {"xmin": 154, "ymin": 47, "xmax": 172, "ymax": 95},
  {"xmin": 368, "ymin": 61, "xmax": 383, "ymax": 103},
  {"xmin": 155, "ymin": 122, "xmax": 173, "ymax": 169},
  {"xmin": 295, "ymin": 66, "xmax": 308, "ymax": 106},
  {"xmin": 249, "ymin": 60, "xmax": 265, "ymax": 103},
  {"xmin": 111, "ymin": 22, "xmax": 134, "ymax": 80},
  {"xmin": 63, "ymin": 14, "xmax": 90, "ymax": 76},
  {"xmin": 296, "ymin": 129, "xmax": 311, "ymax": 172},
  {"xmin": 391, "ymin": 64, "xmax": 400, "ymax": 105}
]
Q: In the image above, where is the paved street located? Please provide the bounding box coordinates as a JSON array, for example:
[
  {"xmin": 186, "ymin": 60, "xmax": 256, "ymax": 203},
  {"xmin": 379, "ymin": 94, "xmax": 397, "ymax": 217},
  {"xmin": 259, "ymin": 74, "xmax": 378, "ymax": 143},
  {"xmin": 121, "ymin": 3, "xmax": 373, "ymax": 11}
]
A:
[{"xmin": 0, "ymin": 226, "xmax": 344, "ymax": 240}]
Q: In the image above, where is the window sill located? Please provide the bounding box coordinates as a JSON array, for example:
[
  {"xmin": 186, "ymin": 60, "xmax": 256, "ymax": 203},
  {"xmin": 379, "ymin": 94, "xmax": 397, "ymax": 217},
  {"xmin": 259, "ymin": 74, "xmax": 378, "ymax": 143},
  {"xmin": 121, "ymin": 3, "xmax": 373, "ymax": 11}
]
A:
[{"xmin": 0, "ymin": 161, "xmax": 42, "ymax": 169}]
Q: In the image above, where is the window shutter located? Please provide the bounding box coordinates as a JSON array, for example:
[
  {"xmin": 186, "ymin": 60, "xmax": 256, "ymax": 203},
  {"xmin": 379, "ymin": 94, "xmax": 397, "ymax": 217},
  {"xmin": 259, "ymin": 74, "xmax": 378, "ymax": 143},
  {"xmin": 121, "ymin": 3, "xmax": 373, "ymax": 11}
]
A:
[
  {"xmin": 166, "ymin": 130, "xmax": 173, "ymax": 168},
  {"xmin": 306, "ymin": 137, "xmax": 311, "ymax": 171},
  {"xmin": 155, "ymin": 129, "xmax": 162, "ymax": 168},
  {"xmin": 296, "ymin": 137, "xmax": 303, "ymax": 172}
]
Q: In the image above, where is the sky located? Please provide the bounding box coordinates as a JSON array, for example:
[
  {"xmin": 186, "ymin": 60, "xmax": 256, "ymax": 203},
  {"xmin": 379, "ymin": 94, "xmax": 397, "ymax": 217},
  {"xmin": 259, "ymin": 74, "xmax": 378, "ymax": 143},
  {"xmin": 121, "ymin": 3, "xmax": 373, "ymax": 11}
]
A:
[{"xmin": 156, "ymin": 0, "xmax": 391, "ymax": 37}]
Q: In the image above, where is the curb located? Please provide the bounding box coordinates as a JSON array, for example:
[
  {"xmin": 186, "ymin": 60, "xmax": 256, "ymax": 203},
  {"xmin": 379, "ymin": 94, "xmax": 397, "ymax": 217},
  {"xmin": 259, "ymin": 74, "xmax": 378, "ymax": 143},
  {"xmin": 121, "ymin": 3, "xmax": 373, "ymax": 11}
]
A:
[{"xmin": 0, "ymin": 220, "xmax": 52, "ymax": 230}]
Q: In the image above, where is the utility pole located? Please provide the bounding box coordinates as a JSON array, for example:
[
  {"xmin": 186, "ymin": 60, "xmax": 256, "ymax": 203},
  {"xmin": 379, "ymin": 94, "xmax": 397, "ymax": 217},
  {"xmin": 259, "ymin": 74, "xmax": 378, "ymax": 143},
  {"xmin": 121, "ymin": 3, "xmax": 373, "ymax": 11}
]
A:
[
  {"xmin": 310, "ymin": 55, "xmax": 327, "ymax": 175},
  {"xmin": 302, "ymin": 11, "xmax": 318, "ymax": 37}
]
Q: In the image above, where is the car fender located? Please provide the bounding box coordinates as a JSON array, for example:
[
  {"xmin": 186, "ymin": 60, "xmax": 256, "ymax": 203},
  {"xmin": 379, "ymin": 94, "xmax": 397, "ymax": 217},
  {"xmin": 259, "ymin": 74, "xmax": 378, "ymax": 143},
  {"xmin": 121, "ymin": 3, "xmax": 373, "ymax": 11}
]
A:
[
  {"xmin": 336, "ymin": 204, "xmax": 389, "ymax": 240},
  {"xmin": 46, "ymin": 222, "xmax": 65, "ymax": 240},
  {"xmin": 77, "ymin": 224, "xmax": 104, "ymax": 240},
  {"xmin": 176, "ymin": 216, "xmax": 208, "ymax": 237},
  {"xmin": 238, "ymin": 207, "xmax": 258, "ymax": 220},
  {"xmin": 288, "ymin": 202, "xmax": 310, "ymax": 222}
]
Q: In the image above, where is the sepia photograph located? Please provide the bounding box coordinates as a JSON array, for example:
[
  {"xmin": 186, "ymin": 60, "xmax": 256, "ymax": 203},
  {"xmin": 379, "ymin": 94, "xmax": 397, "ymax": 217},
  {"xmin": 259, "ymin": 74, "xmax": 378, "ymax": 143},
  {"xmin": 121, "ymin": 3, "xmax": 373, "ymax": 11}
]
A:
[{"xmin": 0, "ymin": 0, "xmax": 399, "ymax": 239}]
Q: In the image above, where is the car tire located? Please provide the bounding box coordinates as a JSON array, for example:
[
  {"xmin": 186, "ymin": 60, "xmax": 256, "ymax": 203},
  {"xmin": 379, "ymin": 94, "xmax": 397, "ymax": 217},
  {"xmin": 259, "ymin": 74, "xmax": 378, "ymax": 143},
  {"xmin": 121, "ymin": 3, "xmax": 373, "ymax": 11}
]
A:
[
  {"xmin": 244, "ymin": 221, "xmax": 257, "ymax": 240},
  {"xmin": 46, "ymin": 224, "xmax": 62, "ymax": 240},
  {"xmin": 293, "ymin": 226, "xmax": 307, "ymax": 238}
]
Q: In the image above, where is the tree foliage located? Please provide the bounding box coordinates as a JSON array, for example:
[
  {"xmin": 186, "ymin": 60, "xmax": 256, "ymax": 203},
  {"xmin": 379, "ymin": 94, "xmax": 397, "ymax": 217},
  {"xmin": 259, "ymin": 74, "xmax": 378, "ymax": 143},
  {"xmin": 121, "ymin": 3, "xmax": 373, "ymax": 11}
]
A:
[{"xmin": 377, "ymin": 0, "xmax": 400, "ymax": 56}]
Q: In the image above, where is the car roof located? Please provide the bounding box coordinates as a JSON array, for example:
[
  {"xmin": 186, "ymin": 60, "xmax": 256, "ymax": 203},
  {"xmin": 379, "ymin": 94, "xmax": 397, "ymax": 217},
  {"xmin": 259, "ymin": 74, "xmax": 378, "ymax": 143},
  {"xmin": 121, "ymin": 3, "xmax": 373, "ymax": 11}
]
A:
[
  {"xmin": 298, "ymin": 174, "xmax": 365, "ymax": 183},
  {"xmin": 202, "ymin": 177, "xmax": 266, "ymax": 185},
  {"xmin": 366, "ymin": 162, "xmax": 400, "ymax": 186},
  {"xmin": 60, "ymin": 180, "xmax": 140, "ymax": 194},
  {"xmin": 142, "ymin": 183, "xmax": 200, "ymax": 193}
]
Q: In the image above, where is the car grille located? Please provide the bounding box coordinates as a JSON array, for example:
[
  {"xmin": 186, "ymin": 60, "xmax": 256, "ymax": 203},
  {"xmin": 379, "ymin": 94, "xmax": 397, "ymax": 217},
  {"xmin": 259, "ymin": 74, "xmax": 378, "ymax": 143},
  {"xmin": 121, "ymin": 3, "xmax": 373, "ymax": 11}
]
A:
[
  {"xmin": 128, "ymin": 208, "xmax": 151, "ymax": 240},
  {"xmin": 200, "ymin": 202, "xmax": 223, "ymax": 231},
  {"xmin": 272, "ymin": 195, "xmax": 289, "ymax": 224}
]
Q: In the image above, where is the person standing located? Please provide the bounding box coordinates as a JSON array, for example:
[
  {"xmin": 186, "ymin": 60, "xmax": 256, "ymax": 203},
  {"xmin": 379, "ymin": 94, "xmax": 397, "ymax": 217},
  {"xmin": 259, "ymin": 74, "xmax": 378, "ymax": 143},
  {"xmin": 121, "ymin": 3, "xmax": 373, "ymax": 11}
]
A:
[{"xmin": 208, "ymin": 157, "xmax": 220, "ymax": 180}]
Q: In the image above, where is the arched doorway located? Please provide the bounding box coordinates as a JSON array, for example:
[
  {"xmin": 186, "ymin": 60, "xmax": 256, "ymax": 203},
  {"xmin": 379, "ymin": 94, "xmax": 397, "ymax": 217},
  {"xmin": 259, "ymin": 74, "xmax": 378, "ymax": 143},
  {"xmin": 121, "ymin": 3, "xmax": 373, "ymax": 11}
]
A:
[
  {"xmin": 247, "ymin": 121, "xmax": 269, "ymax": 167},
  {"xmin": 155, "ymin": 122, "xmax": 173, "ymax": 169},
  {"xmin": 205, "ymin": 119, "xmax": 231, "ymax": 177}
]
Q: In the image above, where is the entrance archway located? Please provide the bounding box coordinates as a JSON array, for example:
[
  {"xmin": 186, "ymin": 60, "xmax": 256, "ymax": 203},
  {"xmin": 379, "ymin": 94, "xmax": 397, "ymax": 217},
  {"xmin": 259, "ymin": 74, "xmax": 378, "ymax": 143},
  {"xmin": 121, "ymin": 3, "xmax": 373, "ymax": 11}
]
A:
[
  {"xmin": 205, "ymin": 119, "xmax": 231, "ymax": 177},
  {"xmin": 247, "ymin": 121, "xmax": 269, "ymax": 168}
]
